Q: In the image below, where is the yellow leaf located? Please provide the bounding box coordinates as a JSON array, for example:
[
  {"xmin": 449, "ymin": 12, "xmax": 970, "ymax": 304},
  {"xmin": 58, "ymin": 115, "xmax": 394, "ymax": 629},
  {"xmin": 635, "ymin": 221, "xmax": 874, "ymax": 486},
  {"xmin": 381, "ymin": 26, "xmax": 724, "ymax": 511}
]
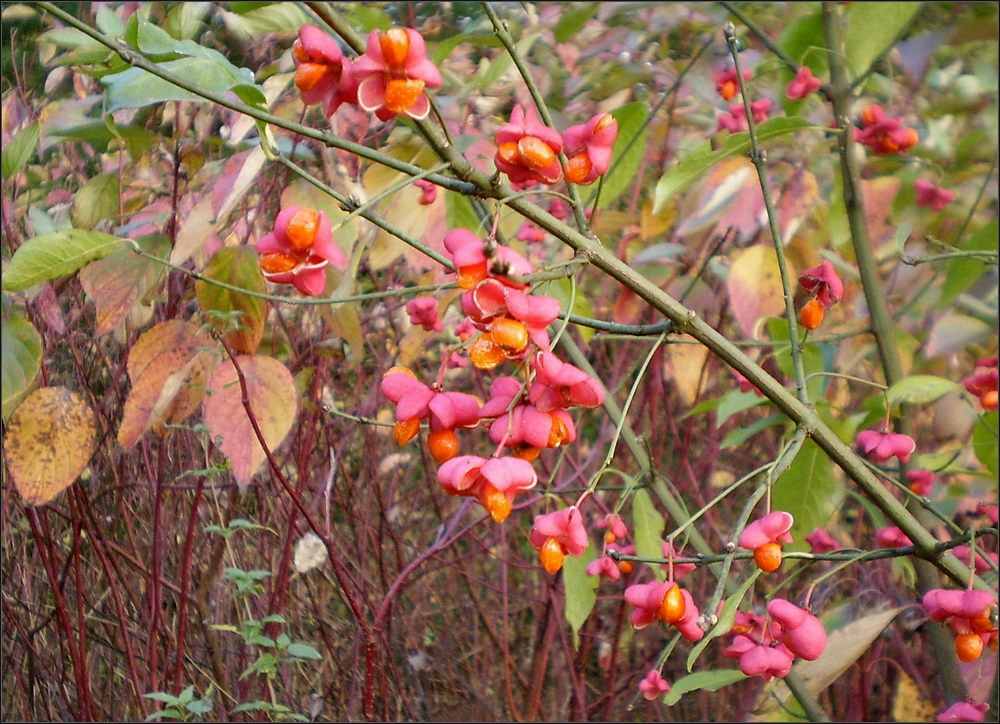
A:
[
  {"xmin": 663, "ymin": 335, "xmax": 709, "ymax": 406},
  {"xmin": 727, "ymin": 244, "xmax": 794, "ymax": 339},
  {"xmin": 891, "ymin": 671, "xmax": 938, "ymax": 723},
  {"xmin": 3, "ymin": 386, "xmax": 96, "ymax": 506}
]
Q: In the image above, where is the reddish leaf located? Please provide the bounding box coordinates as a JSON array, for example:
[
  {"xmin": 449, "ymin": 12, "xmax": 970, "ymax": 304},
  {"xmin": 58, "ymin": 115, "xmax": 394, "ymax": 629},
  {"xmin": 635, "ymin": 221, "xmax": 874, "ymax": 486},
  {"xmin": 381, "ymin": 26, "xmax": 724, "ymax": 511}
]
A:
[
  {"xmin": 776, "ymin": 166, "xmax": 820, "ymax": 242},
  {"xmin": 79, "ymin": 236, "xmax": 170, "ymax": 335},
  {"xmin": 202, "ymin": 354, "xmax": 297, "ymax": 490}
]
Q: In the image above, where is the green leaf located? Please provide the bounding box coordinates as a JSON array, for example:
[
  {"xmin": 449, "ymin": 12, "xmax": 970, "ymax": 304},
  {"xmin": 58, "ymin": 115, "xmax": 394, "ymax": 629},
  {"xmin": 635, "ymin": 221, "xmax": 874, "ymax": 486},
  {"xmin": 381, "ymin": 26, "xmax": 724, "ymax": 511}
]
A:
[
  {"xmin": 972, "ymin": 411, "xmax": 998, "ymax": 477},
  {"xmin": 652, "ymin": 118, "xmax": 815, "ymax": 214},
  {"xmin": 102, "ymin": 56, "xmax": 257, "ymax": 112},
  {"xmin": 553, "ymin": 2, "xmax": 600, "ymax": 43},
  {"xmin": 2, "ymin": 314, "xmax": 43, "ymax": 421},
  {"xmin": 715, "ymin": 389, "xmax": 767, "ymax": 428},
  {"xmin": 772, "ymin": 439, "xmax": 843, "ymax": 553},
  {"xmin": 71, "ymin": 173, "xmax": 120, "ymax": 230},
  {"xmin": 196, "ymin": 246, "xmax": 267, "ymax": 355},
  {"xmin": 2, "ymin": 230, "xmax": 126, "ymax": 292},
  {"xmin": 144, "ymin": 692, "xmax": 183, "ymax": 704},
  {"xmin": 444, "ymin": 196, "xmax": 483, "ymax": 241},
  {"xmin": 662, "ymin": 669, "xmax": 747, "ymax": 705},
  {"xmin": 562, "ymin": 544, "xmax": 599, "ymax": 647},
  {"xmin": 284, "ymin": 642, "xmax": 323, "ymax": 660},
  {"xmin": 185, "ymin": 698, "xmax": 214, "ymax": 716},
  {"xmin": 2, "ymin": 121, "xmax": 40, "ymax": 178},
  {"xmin": 632, "ymin": 488, "xmax": 665, "ymax": 579},
  {"xmin": 589, "ymin": 101, "xmax": 648, "ymax": 210},
  {"xmin": 844, "ymin": 2, "xmax": 923, "ymax": 79},
  {"xmin": 220, "ymin": 2, "xmax": 314, "ymax": 37},
  {"xmin": 938, "ymin": 219, "xmax": 998, "ymax": 310},
  {"xmin": 886, "ymin": 375, "xmax": 961, "ymax": 407}
]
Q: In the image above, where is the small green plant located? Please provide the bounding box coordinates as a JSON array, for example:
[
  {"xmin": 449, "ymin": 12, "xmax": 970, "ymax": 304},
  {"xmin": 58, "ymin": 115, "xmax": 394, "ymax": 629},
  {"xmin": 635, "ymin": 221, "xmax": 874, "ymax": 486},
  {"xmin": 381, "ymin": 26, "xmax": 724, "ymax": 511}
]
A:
[{"xmin": 142, "ymin": 685, "xmax": 214, "ymax": 722}]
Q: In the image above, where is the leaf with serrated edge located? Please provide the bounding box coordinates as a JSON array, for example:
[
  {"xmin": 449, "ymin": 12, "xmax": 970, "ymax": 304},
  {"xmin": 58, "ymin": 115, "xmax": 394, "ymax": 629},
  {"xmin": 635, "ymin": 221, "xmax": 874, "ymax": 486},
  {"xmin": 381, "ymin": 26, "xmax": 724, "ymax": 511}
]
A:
[
  {"xmin": 2, "ymin": 230, "xmax": 125, "ymax": 292},
  {"xmin": 202, "ymin": 355, "xmax": 298, "ymax": 490},
  {"xmin": 3, "ymin": 386, "xmax": 96, "ymax": 506}
]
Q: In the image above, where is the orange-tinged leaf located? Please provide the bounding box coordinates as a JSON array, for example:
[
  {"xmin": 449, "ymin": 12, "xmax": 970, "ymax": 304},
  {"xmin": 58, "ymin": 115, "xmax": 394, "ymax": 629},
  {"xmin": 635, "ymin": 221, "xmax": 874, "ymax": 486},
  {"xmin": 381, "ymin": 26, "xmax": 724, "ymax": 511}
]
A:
[
  {"xmin": 727, "ymin": 245, "xmax": 793, "ymax": 339},
  {"xmin": 776, "ymin": 166, "xmax": 820, "ymax": 242},
  {"xmin": 3, "ymin": 386, "xmax": 96, "ymax": 506},
  {"xmin": 79, "ymin": 236, "xmax": 170, "ymax": 336},
  {"xmin": 196, "ymin": 246, "xmax": 267, "ymax": 354},
  {"xmin": 675, "ymin": 156, "xmax": 760, "ymax": 242},
  {"xmin": 118, "ymin": 320, "xmax": 215, "ymax": 449},
  {"xmin": 202, "ymin": 354, "xmax": 297, "ymax": 490}
]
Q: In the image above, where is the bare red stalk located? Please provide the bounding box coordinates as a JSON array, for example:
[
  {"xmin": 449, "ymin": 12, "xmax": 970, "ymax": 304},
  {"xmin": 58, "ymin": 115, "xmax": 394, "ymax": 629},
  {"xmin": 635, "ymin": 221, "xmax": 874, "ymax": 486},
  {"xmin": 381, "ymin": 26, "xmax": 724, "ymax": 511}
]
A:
[
  {"xmin": 67, "ymin": 493, "xmax": 96, "ymax": 719},
  {"xmin": 171, "ymin": 476, "xmax": 206, "ymax": 694},
  {"xmin": 27, "ymin": 508, "xmax": 88, "ymax": 720},
  {"xmin": 73, "ymin": 486, "xmax": 149, "ymax": 718},
  {"xmin": 216, "ymin": 338, "xmax": 378, "ymax": 720}
]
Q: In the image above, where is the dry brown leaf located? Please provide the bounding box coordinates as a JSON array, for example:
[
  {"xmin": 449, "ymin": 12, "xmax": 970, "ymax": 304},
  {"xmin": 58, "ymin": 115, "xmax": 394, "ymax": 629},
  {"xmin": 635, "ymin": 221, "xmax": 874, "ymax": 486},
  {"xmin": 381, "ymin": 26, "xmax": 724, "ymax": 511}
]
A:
[{"xmin": 3, "ymin": 386, "xmax": 97, "ymax": 506}]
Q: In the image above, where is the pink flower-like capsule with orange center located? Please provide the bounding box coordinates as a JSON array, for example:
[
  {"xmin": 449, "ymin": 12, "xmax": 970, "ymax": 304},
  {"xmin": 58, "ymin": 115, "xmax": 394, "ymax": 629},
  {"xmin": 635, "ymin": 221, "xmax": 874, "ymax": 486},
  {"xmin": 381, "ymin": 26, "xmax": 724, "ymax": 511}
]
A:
[
  {"xmin": 528, "ymin": 351, "xmax": 606, "ymax": 412},
  {"xmin": 442, "ymin": 229, "xmax": 533, "ymax": 290},
  {"xmin": 714, "ymin": 66, "xmax": 752, "ymax": 101},
  {"xmin": 856, "ymin": 104, "xmax": 919, "ymax": 155},
  {"xmin": 529, "ymin": 505, "xmax": 589, "ymax": 574},
  {"xmin": 914, "ymin": 179, "xmax": 956, "ymax": 212},
  {"xmin": 798, "ymin": 260, "xmax": 844, "ymax": 309},
  {"xmin": 923, "ymin": 588, "xmax": 998, "ymax": 662},
  {"xmin": 292, "ymin": 25, "xmax": 345, "ymax": 107},
  {"xmin": 786, "ymin": 66, "xmax": 822, "ymax": 100},
  {"xmin": 256, "ymin": 206, "xmax": 346, "ymax": 297},
  {"xmin": 436, "ymin": 455, "xmax": 537, "ymax": 523},
  {"xmin": 493, "ymin": 104, "xmax": 564, "ymax": 186},
  {"xmin": 963, "ymin": 358, "xmax": 998, "ymax": 411},
  {"xmin": 855, "ymin": 429, "xmax": 916, "ymax": 464},
  {"xmin": 352, "ymin": 27, "xmax": 442, "ymax": 121},
  {"xmin": 561, "ymin": 112, "xmax": 618, "ymax": 185},
  {"xmin": 379, "ymin": 367, "xmax": 481, "ymax": 454},
  {"xmin": 623, "ymin": 581, "xmax": 704, "ymax": 641},
  {"xmin": 739, "ymin": 511, "xmax": 794, "ymax": 573},
  {"xmin": 767, "ymin": 599, "xmax": 828, "ymax": 661}
]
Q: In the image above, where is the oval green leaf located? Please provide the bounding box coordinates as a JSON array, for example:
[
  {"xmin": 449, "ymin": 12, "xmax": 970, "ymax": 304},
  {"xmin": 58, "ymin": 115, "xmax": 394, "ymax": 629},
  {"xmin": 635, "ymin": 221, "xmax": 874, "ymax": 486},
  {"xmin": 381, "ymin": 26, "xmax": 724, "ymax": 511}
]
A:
[
  {"xmin": 1, "ymin": 121, "xmax": 40, "ymax": 178},
  {"xmin": 653, "ymin": 117, "xmax": 814, "ymax": 214},
  {"xmin": 1, "ymin": 314, "xmax": 43, "ymax": 421},
  {"xmin": 2, "ymin": 229, "xmax": 126, "ymax": 292},
  {"xmin": 886, "ymin": 375, "xmax": 961, "ymax": 407}
]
